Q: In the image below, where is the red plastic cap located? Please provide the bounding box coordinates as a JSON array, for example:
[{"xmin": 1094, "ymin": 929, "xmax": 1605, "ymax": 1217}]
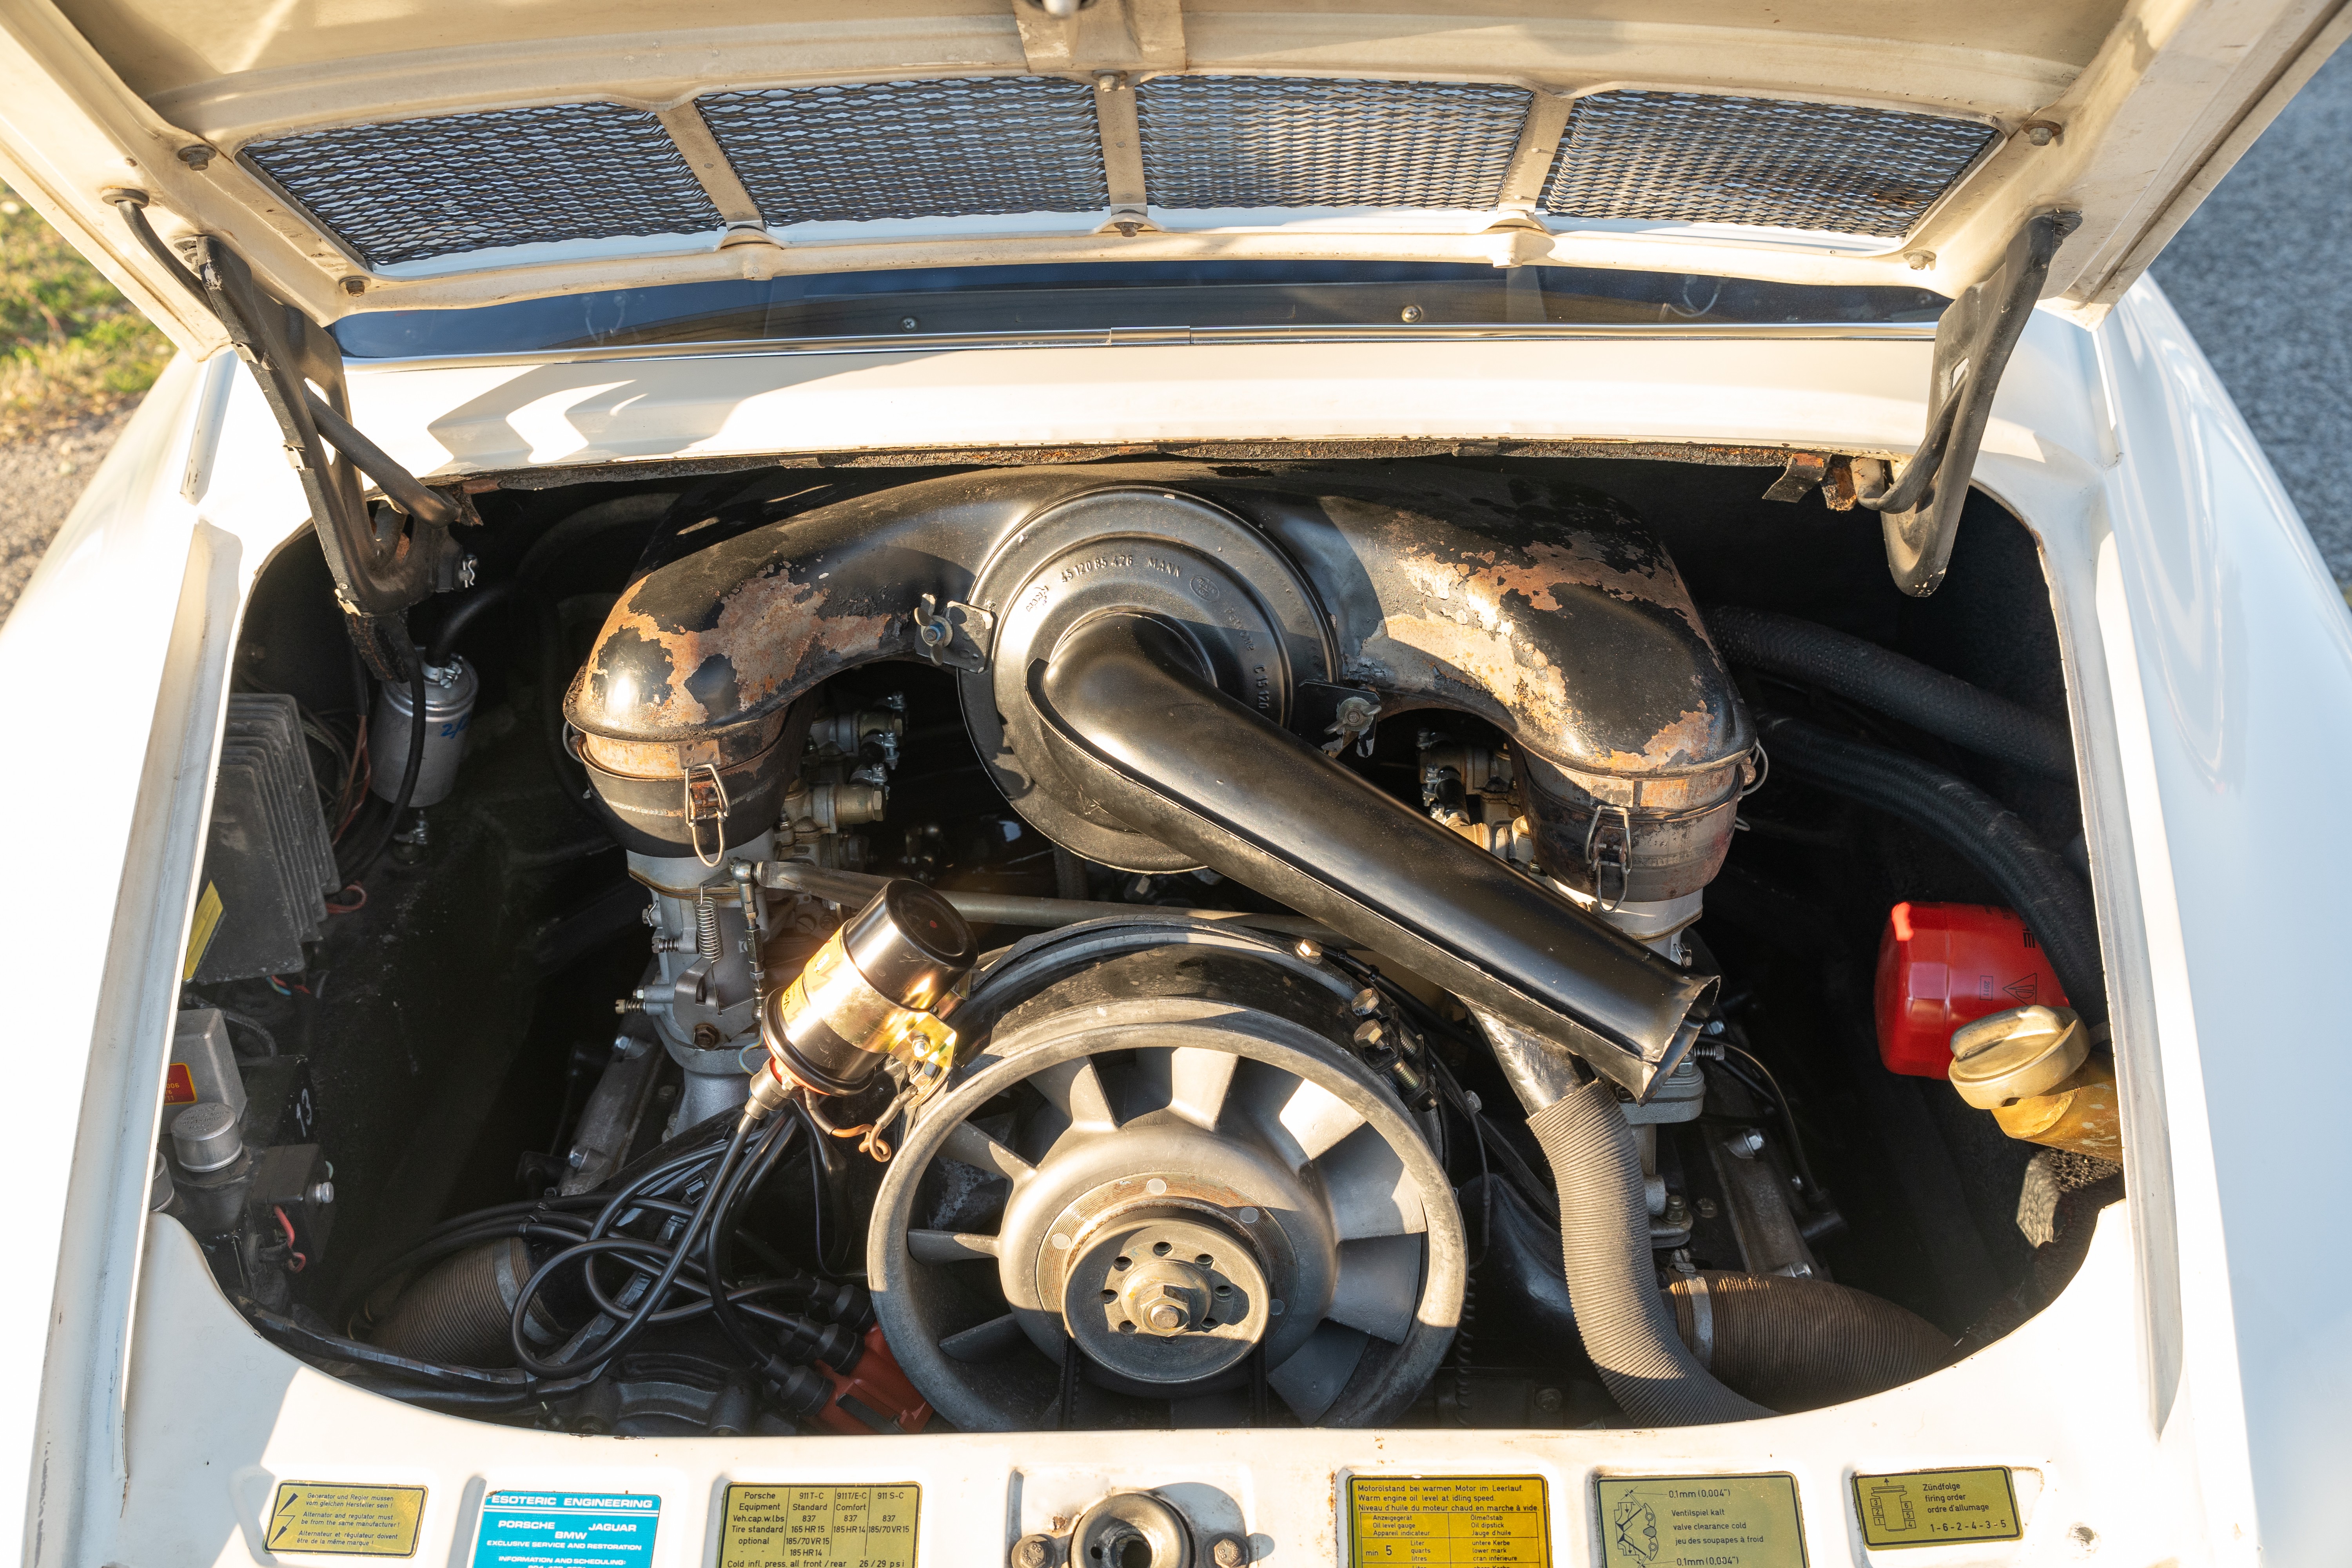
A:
[{"xmin": 1874, "ymin": 902, "xmax": 2070, "ymax": 1077}]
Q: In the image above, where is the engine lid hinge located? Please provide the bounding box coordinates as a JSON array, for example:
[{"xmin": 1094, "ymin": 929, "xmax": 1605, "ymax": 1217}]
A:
[
  {"xmin": 108, "ymin": 192, "xmax": 463, "ymax": 677},
  {"xmin": 1860, "ymin": 209, "xmax": 2080, "ymax": 595}
]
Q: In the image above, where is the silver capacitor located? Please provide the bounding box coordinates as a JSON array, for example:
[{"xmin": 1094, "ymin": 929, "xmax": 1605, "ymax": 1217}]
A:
[
  {"xmin": 171, "ymin": 1102, "xmax": 244, "ymax": 1173},
  {"xmin": 371, "ymin": 656, "xmax": 478, "ymax": 808}
]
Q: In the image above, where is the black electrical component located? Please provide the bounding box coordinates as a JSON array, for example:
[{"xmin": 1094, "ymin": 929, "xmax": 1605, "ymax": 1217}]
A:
[{"xmin": 187, "ymin": 695, "xmax": 339, "ymax": 982}]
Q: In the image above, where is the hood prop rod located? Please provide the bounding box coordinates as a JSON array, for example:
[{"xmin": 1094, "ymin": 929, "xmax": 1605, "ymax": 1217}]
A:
[{"xmin": 109, "ymin": 192, "xmax": 459, "ymax": 677}]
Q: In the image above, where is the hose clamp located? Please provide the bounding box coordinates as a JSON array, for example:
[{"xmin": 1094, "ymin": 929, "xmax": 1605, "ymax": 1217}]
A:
[
  {"xmin": 1686, "ymin": 1272, "xmax": 1715, "ymax": 1370},
  {"xmin": 684, "ymin": 762, "xmax": 732, "ymax": 867},
  {"xmin": 1583, "ymin": 802, "xmax": 1636, "ymax": 913}
]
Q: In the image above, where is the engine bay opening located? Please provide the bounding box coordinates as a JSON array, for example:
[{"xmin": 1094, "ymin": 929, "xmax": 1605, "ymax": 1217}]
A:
[{"xmin": 168, "ymin": 454, "xmax": 2119, "ymax": 1436}]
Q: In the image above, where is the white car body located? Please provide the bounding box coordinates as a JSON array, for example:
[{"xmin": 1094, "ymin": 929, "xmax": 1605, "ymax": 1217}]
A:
[{"xmin": 3, "ymin": 4, "xmax": 2350, "ymax": 1567}]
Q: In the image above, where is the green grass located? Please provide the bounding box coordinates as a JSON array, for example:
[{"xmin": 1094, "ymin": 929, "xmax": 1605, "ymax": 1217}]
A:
[{"xmin": 1, "ymin": 183, "xmax": 172, "ymax": 443}]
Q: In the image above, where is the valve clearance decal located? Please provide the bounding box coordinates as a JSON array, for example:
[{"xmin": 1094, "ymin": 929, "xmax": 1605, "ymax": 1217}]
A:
[
  {"xmin": 470, "ymin": 1491, "xmax": 659, "ymax": 1568},
  {"xmin": 717, "ymin": 1484, "xmax": 921, "ymax": 1567},
  {"xmin": 265, "ymin": 1482, "xmax": 425, "ymax": 1557},
  {"xmin": 1594, "ymin": 1474, "xmax": 1807, "ymax": 1568},
  {"xmin": 1347, "ymin": 1475, "xmax": 1551, "ymax": 1566},
  {"xmin": 1851, "ymin": 1468, "xmax": 2021, "ymax": 1549}
]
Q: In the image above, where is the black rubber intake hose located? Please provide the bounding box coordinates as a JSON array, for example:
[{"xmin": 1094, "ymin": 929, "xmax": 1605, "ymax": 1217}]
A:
[
  {"xmin": 1526, "ymin": 1080, "xmax": 1772, "ymax": 1425},
  {"xmin": 1707, "ymin": 606, "xmax": 2074, "ymax": 779},
  {"xmin": 1755, "ymin": 711, "xmax": 2107, "ymax": 1025},
  {"xmin": 338, "ymin": 642, "xmax": 428, "ymax": 885},
  {"xmin": 424, "ymin": 579, "xmax": 514, "ymax": 666},
  {"xmin": 1031, "ymin": 612, "xmax": 1715, "ymax": 1097}
]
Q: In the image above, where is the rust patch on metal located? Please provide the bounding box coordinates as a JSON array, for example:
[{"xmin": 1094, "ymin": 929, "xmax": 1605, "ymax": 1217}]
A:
[
  {"xmin": 580, "ymin": 568, "xmax": 896, "ymax": 736},
  {"xmin": 1391, "ymin": 536, "xmax": 1704, "ymax": 638},
  {"xmin": 1363, "ymin": 530, "xmax": 1733, "ymax": 771},
  {"xmin": 1593, "ymin": 706, "xmax": 1722, "ymax": 772}
]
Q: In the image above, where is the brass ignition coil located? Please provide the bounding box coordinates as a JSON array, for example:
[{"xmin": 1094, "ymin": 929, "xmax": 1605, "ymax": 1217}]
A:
[{"xmin": 744, "ymin": 880, "xmax": 975, "ymax": 1122}]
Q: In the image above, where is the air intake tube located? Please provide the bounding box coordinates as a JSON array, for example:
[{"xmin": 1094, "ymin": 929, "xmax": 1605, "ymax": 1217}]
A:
[{"xmin": 1032, "ymin": 612, "xmax": 1717, "ymax": 1084}]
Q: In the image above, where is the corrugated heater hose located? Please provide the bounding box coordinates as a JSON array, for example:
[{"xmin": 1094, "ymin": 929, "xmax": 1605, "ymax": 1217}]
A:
[
  {"xmin": 1527, "ymin": 1080, "xmax": 1774, "ymax": 1425},
  {"xmin": 1667, "ymin": 1272, "xmax": 1953, "ymax": 1413}
]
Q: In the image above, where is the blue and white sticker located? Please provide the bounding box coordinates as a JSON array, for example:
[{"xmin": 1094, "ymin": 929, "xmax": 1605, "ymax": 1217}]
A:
[{"xmin": 471, "ymin": 1490, "xmax": 661, "ymax": 1568}]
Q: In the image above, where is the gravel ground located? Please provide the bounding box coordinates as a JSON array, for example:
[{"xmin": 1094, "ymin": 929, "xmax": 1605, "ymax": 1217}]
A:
[
  {"xmin": 0, "ymin": 53, "xmax": 2345, "ymax": 627},
  {"xmin": 0, "ymin": 406, "xmax": 135, "ymax": 623}
]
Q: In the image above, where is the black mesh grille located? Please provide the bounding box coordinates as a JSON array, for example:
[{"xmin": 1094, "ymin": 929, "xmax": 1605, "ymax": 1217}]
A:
[
  {"xmin": 697, "ymin": 77, "xmax": 1107, "ymax": 224},
  {"xmin": 1539, "ymin": 91, "xmax": 1994, "ymax": 239},
  {"xmin": 244, "ymin": 103, "xmax": 723, "ymax": 267},
  {"xmin": 1137, "ymin": 76, "xmax": 1531, "ymax": 209}
]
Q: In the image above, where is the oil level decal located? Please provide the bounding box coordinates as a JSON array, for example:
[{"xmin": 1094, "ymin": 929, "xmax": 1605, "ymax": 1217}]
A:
[
  {"xmin": 1593, "ymin": 1474, "xmax": 1807, "ymax": 1568},
  {"xmin": 266, "ymin": 1482, "xmax": 425, "ymax": 1557},
  {"xmin": 470, "ymin": 1491, "xmax": 660, "ymax": 1568},
  {"xmin": 716, "ymin": 1484, "xmax": 921, "ymax": 1567},
  {"xmin": 1347, "ymin": 1475, "xmax": 1551, "ymax": 1566},
  {"xmin": 1851, "ymin": 1468, "xmax": 2021, "ymax": 1549}
]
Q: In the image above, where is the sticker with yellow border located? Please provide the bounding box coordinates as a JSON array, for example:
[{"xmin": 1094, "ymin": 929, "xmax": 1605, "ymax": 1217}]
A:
[
  {"xmin": 716, "ymin": 1483, "xmax": 920, "ymax": 1568},
  {"xmin": 1852, "ymin": 1468, "xmax": 2020, "ymax": 1549},
  {"xmin": 266, "ymin": 1482, "xmax": 425, "ymax": 1557},
  {"xmin": 1347, "ymin": 1474, "xmax": 1551, "ymax": 1566},
  {"xmin": 1594, "ymin": 1474, "xmax": 1806, "ymax": 1568}
]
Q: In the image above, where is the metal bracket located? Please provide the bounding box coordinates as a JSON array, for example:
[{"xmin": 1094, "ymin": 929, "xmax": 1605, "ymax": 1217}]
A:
[
  {"xmin": 913, "ymin": 594, "xmax": 995, "ymax": 671},
  {"xmin": 1862, "ymin": 210, "xmax": 2080, "ymax": 595},
  {"xmin": 1760, "ymin": 451, "xmax": 1829, "ymax": 503},
  {"xmin": 1011, "ymin": 0, "xmax": 1184, "ymax": 71}
]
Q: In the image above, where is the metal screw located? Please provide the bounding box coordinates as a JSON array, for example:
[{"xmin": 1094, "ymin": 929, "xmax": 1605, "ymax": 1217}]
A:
[
  {"xmin": 1211, "ymin": 1537, "xmax": 1250, "ymax": 1568},
  {"xmin": 306, "ymin": 1181, "xmax": 335, "ymax": 1206},
  {"xmin": 2024, "ymin": 122, "xmax": 2060, "ymax": 147},
  {"xmin": 1400, "ymin": 304, "xmax": 1424, "ymax": 323},
  {"xmin": 900, "ymin": 316, "xmax": 920, "ymax": 330},
  {"xmin": 176, "ymin": 145, "xmax": 214, "ymax": 171},
  {"xmin": 1696, "ymin": 1197, "xmax": 1719, "ymax": 1220},
  {"xmin": 1352, "ymin": 1019, "xmax": 1388, "ymax": 1050},
  {"xmin": 1728, "ymin": 1128, "xmax": 1766, "ymax": 1159},
  {"xmin": 1294, "ymin": 939, "xmax": 1323, "ymax": 960},
  {"xmin": 1533, "ymin": 1386, "xmax": 1564, "ymax": 1415},
  {"xmin": 1905, "ymin": 250, "xmax": 1935, "ymax": 270},
  {"xmin": 566, "ymin": 1148, "xmax": 588, "ymax": 1169},
  {"xmin": 1663, "ymin": 1193, "xmax": 1690, "ymax": 1226},
  {"xmin": 1012, "ymin": 1534, "xmax": 1055, "ymax": 1568},
  {"xmin": 1348, "ymin": 987, "xmax": 1383, "ymax": 1017}
]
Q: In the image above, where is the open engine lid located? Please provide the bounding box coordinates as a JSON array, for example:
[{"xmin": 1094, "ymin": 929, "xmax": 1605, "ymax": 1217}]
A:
[{"xmin": 1, "ymin": 0, "xmax": 2346, "ymax": 359}]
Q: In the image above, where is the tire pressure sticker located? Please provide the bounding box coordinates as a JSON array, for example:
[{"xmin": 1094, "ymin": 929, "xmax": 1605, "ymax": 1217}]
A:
[
  {"xmin": 1594, "ymin": 1474, "xmax": 1806, "ymax": 1568},
  {"xmin": 1851, "ymin": 1468, "xmax": 2020, "ymax": 1549},
  {"xmin": 1347, "ymin": 1475, "xmax": 1551, "ymax": 1565},
  {"xmin": 265, "ymin": 1482, "xmax": 425, "ymax": 1557},
  {"xmin": 470, "ymin": 1491, "xmax": 659, "ymax": 1568},
  {"xmin": 716, "ymin": 1485, "xmax": 920, "ymax": 1567}
]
